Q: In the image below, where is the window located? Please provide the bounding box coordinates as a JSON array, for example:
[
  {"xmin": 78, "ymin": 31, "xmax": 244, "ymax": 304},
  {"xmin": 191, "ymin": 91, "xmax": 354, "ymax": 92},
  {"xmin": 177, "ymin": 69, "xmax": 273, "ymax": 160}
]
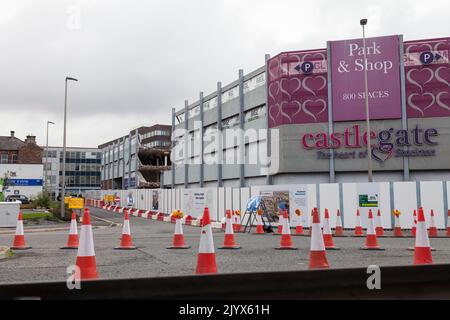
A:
[{"xmin": 1, "ymin": 153, "xmax": 8, "ymax": 164}]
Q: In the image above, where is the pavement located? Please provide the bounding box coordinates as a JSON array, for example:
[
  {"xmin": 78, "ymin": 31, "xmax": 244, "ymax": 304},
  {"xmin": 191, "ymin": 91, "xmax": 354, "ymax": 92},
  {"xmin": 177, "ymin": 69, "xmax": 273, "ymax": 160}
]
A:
[{"xmin": 1, "ymin": 207, "xmax": 450, "ymax": 284}]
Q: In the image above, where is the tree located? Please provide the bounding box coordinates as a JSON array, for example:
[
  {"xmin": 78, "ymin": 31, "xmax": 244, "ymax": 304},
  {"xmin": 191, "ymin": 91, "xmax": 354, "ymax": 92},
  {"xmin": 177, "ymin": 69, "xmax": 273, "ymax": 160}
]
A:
[{"xmin": 0, "ymin": 171, "xmax": 14, "ymax": 202}]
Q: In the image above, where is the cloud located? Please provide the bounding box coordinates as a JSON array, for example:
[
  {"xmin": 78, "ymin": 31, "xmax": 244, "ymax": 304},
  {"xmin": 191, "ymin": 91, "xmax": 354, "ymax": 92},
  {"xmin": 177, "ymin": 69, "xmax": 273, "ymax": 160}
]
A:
[{"xmin": 1, "ymin": 0, "xmax": 449, "ymax": 147}]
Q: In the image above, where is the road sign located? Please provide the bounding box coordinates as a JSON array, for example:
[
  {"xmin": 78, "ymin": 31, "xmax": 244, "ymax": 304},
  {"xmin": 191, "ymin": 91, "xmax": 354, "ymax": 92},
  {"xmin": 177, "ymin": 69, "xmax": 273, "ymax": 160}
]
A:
[{"xmin": 68, "ymin": 198, "xmax": 84, "ymax": 209}]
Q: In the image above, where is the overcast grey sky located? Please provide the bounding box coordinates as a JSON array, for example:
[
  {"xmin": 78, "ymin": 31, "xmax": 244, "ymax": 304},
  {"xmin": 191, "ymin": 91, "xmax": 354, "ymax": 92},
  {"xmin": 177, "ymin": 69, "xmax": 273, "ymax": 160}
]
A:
[{"xmin": 1, "ymin": 0, "xmax": 448, "ymax": 148}]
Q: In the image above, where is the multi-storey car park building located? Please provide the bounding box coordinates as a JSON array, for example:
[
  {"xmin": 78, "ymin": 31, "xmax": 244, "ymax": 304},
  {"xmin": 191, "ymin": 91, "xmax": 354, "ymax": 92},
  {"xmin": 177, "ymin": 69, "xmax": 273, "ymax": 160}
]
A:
[
  {"xmin": 164, "ymin": 36, "xmax": 450, "ymax": 189},
  {"xmin": 42, "ymin": 147, "xmax": 102, "ymax": 199},
  {"xmin": 99, "ymin": 124, "xmax": 171, "ymax": 190}
]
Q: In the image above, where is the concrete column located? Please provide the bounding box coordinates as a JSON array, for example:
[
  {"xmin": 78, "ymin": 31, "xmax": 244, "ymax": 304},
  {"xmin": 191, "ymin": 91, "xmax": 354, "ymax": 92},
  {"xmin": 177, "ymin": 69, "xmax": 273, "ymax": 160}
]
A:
[
  {"xmin": 171, "ymin": 108, "xmax": 176, "ymax": 189},
  {"xmin": 199, "ymin": 92, "xmax": 205, "ymax": 188},
  {"xmin": 399, "ymin": 35, "xmax": 410, "ymax": 181},
  {"xmin": 238, "ymin": 69, "xmax": 245, "ymax": 188},
  {"xmin": 326, "ymin": 42, "xmax": 336, "ymax": 183},
  {"xmin": 128, "ymin": 132, "xmax": 132, "ymax": 189},
  {"xmin": 265, "ymin": 54, "xmax": 273, "ymax": 185},
  {"xmin": 184, "ymin": 100, "xmax": 189, "ymax": 189},
  {"xmin": 135, "ymin": 129, "xmax": 139, "ymax": 188},
  {"xmin": 217, "ymin": 82, "xmax": 223, "ymax": 188},
  {"xmin": 122, "ymin": 137, "xmax": 126, "ymax": 189}
]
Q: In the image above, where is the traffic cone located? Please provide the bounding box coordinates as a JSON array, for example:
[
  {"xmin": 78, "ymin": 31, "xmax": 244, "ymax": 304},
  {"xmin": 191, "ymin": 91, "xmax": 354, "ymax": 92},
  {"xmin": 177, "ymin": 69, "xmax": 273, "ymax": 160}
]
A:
[
  {"xmin": 334, "ymin": 209, "xmax": 344, "ymax": 237},
  {"xmin": 295, "ymin": 219, "xmax": 304, "ymax": 235},
  {"xmin": 429, "ymin": 209, "xmax": 438, "ymax": 237},
  {"xmin": 277, "ymin": 209, "xmax": 284, "ymax": 234},
  {"xmin": 61, "ymin": 211, "xmax": 79, "ymax": 250},
  {"xmin": 11, "ymin": 212, "xmax": 31, "ymax": 250},
  {"xmin": 75, "ymin": 208, "xmax": 98, "ymax": 280},
  {"xmin": 414, "ymin": 208, "xmax": 433, "ymax": 265},
  {"xmin": 323, "ymin": 209, "xmax": 339, "ymax": 250},
  {"xmin": 412, "ymin": 209, "xmax": 417, "ymax": 237},
  {"xmin": 234, "ymin": 211, "xmax": 242, "ymax": 233},
  {"xmin": 255, "ymin": 212, "xmax": 265, "ymax": 235},
  {"xmin": 167, "ymin": 218, "xmax": 190, "ymax": 249},
  {"xmin": 276, "ymin": 210, "xmax": 297, "ymax": 250},
  {"xmin": 394, "ymin": 212, "xmax": 403, "ymax": 237},
  {"xmin": 375, "ymin": 209, "xmax": 384, "ymax": 237},
  {"xmin": 219, "ymin": 210, "xmax": 241, "ymax": 250},
  {"xmin": 309, "ymin": 208, "xmax": 329, "ymax": 269},
  {"xmin": 354, "ymin": 209, "xmax": 364, "ymax": 237},
  {"xmin": 446, "ymin": 210, "xmax": 450, "ymax": 237},
  {"xmin": 115, "ymin": 209, "xmax": 137, "ymax": 250},
  {"xmin": 196, "ymin": 208, "xmax": 218, "ymax": 274},
  {"xmin": 361, "ymin": 210, "xmax": 384, "ymax": 251}
]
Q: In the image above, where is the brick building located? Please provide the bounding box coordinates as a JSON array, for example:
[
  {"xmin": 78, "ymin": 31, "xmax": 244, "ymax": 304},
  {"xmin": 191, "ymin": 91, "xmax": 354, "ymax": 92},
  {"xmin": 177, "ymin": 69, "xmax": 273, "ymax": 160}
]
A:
[
  {"xmin": 0, "ymin": 131, "xmax": 43, "ymax": 164},
  {"xmin": 0, "ymin": 131, "xmax": 44, "ymax": 199}
]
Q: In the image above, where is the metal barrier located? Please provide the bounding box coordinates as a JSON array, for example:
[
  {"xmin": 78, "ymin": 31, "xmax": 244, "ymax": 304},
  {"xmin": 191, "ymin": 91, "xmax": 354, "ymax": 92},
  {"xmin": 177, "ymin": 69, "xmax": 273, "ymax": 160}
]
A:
[{"xmin": 1, "ymin": 264, "xmax": 450, "ymax": 300}]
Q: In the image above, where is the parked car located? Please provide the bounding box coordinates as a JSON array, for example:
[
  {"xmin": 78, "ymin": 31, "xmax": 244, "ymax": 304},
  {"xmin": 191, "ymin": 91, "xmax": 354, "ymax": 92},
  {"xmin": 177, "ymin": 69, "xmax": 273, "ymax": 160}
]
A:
[{"xmin": 5, "ymin": 195, "xmax": 30, "ymax": 205}]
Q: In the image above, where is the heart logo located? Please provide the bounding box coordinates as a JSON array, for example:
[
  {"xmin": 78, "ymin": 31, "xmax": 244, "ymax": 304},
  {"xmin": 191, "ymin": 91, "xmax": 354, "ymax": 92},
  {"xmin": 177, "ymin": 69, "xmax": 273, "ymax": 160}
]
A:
[
  {"xmin": 371, "ymin": 146, "xmax": 394, "ymax": 164},
  {"xmin": 435, "ymin": 66, "xmax": 450, "ymax": 89},
  {"xmin": 282, "ymin": 77, "xmax": 302, "ymax": 98},
  {"xmin": 279, "ymin": 102, "xmax": 292, "ymax": 123},
  {"xmin": 269, "ymin": 104, "xmax": 281, "ymax": 123},
  {"xmin": 302, "ymin": 99, "xmax": 327, "ymax": 122},
  {"xmin": 302, "ymin": 76, "xmax": 327, "ymax": 97},
  {"xmin": 406, "ymin": 68, "xmax": 434, "ymax": 93},
  {"xmin": 301, "ymin": 52, "xmax": 326, "ymax": 63},
  {"xmin": 406, "ymin": 43, "xmax": 433, "ymax": 55},
  {"xmin": 436, "ymin": 92, "xmax": 450, "ymax": 112},
  {"xmin": 269, "ymin": 81, "xmax": 281, "ymax": 103},
  {"xmin": 408, "ymin": 93, "xmax": 436, "ymax": 117}
]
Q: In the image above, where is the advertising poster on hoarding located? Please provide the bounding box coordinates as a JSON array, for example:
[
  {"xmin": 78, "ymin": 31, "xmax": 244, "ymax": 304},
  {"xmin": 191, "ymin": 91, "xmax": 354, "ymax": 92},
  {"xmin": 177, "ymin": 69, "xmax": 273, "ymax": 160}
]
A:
[
  {"xmin": 357, "ymin": 183, "xmax": 380, "ymax": 226},
  {"xmin": 331, "ymin": 35, "xmax": 402, "ymax": 121},
  {"xmin": 259, "ymin": 185, "xmax": 308, "ymax": 225},
  {"xmin": 183, "ymin": 189, "xmax": 215, "ymax": 218},
  {"xmin": 260, "ymin": 191, "xmax": 289, "ymax": 222},
  {"xmin": 291, "ymin": 189, "xmax": 308, "ymax": 227}
]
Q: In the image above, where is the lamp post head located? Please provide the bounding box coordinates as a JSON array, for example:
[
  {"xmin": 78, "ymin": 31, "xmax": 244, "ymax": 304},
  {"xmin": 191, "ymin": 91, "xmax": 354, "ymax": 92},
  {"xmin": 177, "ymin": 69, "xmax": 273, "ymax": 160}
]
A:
[
  {"xmin": 360, "ymin": 18, "xmax": 368, "ymax": 26},
  {"xmin": 48, "ymin": 121, "xmax": 55, "ymax": 125},
  {"xmin": 66, "ymin": 77, "xmax": 78, "ymax": 82}
]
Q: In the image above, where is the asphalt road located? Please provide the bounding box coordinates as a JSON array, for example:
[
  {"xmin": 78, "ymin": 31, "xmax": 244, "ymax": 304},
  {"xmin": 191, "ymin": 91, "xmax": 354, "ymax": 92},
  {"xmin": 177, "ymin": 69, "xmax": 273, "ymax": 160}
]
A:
[{"xmin": 1, "ymin": 207, "xmax": 450, "ymax": 284}]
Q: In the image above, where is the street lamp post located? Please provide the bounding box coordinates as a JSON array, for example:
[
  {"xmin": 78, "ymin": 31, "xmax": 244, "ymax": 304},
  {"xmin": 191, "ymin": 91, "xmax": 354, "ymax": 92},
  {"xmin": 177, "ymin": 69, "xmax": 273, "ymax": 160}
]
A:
[
  {"xmin": 45, "ymin": 121, "xmax": 55, "ymax": 193},
  {"xmin": 360, "ymin": 18, "xmax": 374, "ymax": 183},
  {"xmin": 61, "ymin": 77, "xmax": 78, "ymax": 219}
]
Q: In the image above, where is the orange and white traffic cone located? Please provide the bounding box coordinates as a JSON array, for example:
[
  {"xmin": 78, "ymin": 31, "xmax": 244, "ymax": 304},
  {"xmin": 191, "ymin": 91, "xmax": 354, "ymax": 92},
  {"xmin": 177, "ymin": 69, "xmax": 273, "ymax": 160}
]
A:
[
  {"xmin": 412, "ymin": 209, "xmax": 417, "ymax": 237},
  {"xmin": 61, "ymin": 211, "xmax": 79, "ymax": 250},
  {"xmin": 219, "ymin": 210, "xmax": 241, "ymax": 250},
  {"xmin": 75, "ymin": 208, "xmax": 98, "ymax": 280},
  {"xmin": 277, "ymin": 209, "xmax": 284, "ymax": 234},
  {"xmin": 361, "ymin": 210, "xmax": 384, "ymax": 251},
  {"xmin": 393, "ymin": 212, "xmax": 403, "ymax": 237},
  {"xmin": 428, "ymin": 209, "xmax": 438, "ymax": 237},
  {"xmin": 323, "ymin": 209, "xmax": 339, "ymax": 250},
  {"xmin": 375, "ymin": 209, "xmax": 384, "ymax": 237},
  {"xmin": 196, "ymin": 208, "xmax": 218, "ymax": 274},
  {"xmin": 234, "ymin": 211, "xmax": 242, "ymax": 233},
  {"xmin": 295, "ymin": 219, "xmax": 304, "ymax": 236},
  {"xmin": 276, "ymin": 210, "xmax": 297, "ymax": 250},
  {"xmin": 115, "ymin": 209, "xmax": 137, "ymax": 250},
  {"xmin": 334, "ymin": 209, "xmax": 344, "ymax": 237},
  {"xmin": 11, "ymin": 212, "xmax": 31, "ymax": 250},
  {"xmin": 354, "ymin": 209, "xmax": 364, "ymax": 237},
  {"xmin": 446, "ymin": 210, "xmax": 450, "ymax": 237},
  {"xmin": 255, "ymin": 212, "xmax": 265, "ymax": 235},
  {"xmin": 167, "ymin": 218, "xmax": 190, "ymax": 249},
  {"xmin": 309, "ymin": 208, "xmax": 329, "ymax": 269},
  {"xmin": 414, "ymin": 207, "xmax": 433, "ymax": 265}
]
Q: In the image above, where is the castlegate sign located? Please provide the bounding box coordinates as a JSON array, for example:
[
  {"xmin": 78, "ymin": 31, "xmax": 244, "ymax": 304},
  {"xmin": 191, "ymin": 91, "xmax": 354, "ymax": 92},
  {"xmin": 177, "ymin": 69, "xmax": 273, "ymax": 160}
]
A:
[{"xmin": 301, "ymin": 125, "xmax": 439, "ymax": 163}]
